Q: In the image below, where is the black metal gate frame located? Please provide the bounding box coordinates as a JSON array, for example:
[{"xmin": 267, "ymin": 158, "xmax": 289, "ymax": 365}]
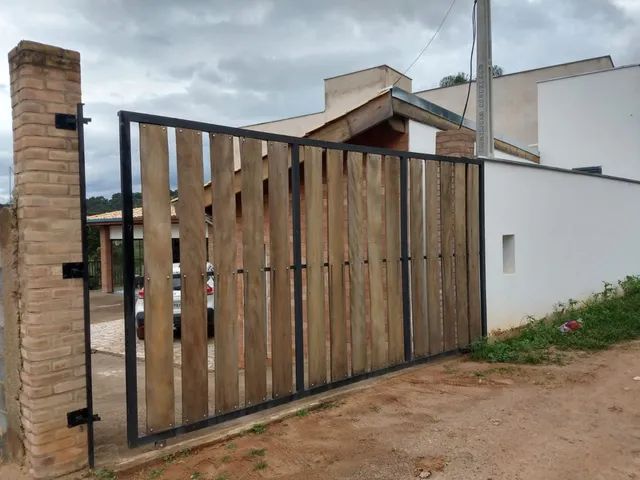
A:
[{"xmin": 118, "ymin": 110, "xmax": 487, "ymax": 448}]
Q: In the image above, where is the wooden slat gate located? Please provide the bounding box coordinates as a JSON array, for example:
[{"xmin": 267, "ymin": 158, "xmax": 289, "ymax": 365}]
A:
[{"xmin": 118, "ymin": 111, "xmax": 485, "ymax": 448}]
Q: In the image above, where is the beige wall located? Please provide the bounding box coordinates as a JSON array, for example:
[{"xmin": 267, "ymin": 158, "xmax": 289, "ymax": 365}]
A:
[
  {"xmin": 244, "ymin": 65, "xmax": 411, "ymax": 138},
  {"xmin": 415, "ymin": 56, "xmax": 614, "ymax": 147}
]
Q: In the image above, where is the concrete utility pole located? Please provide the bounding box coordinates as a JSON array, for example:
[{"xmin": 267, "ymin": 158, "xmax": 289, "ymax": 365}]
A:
[{"xmin": 476, "ymin": 0, "xmax": 494, "ymax": 157}]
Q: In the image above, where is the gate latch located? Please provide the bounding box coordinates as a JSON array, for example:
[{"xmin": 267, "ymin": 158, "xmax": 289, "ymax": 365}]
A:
[
  {"xmin": 54, "ymin": 112, "xmax": 92, "ymax": 131},
  {"xmin": 67, "ymin": 408, "xmax": 101, "ymax": 428}
]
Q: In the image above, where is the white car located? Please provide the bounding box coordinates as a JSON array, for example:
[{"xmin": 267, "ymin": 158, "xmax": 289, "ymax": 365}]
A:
[{"xmin": 135, "ymin": 262, "xmax": 215, "ymax": 340}]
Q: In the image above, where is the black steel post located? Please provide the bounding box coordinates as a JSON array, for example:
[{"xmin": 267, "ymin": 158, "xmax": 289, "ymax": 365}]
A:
[
  {"xmin": 290, "ymin": 144, "xmax": 305, "ymax": 392},
  {"xmin": 399, "ymin": 155, "xmax": 412, "ymax": 362},
  {"xmin": 76, "ymin": 103, "xmax": 95, "ymax": 468},
  {"xmin": 118, "ymin": 112, "xmax": 139, "ymax": 447},
  {"xmin": 478, "ymin": 160, "xmax": 488, "ymax": 337}
]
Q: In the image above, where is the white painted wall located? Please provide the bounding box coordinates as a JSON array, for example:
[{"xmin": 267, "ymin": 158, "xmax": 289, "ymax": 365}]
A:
[
  {"xmin": 417, "ymin": 56, "xmax": 614, "ymax": 147},
  {"xmin": 484, "ymin": 160, "xmax": 640, "ymax": 331},
  {"xmin": 110, "ymin": 224, "xmax": 185, "ymax": 240},
  {"xmin": 408, "ymin": 120, "xmax": 438, "ymax": 154},
  {"xmin": 538, "ymin": 66, "xmax": 640, "ymax": 180}
]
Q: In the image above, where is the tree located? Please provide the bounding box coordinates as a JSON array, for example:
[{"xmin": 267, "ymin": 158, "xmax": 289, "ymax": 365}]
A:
[
  {"xmin": 491, "ymin": 65, "xmax": 504, "ymax": 77},
  {"xmin": 439, "ymin": 65, "xmax": 504, "ymax": 88},
  {"xmin": 439, "ymin": 72, "xmax": 469, "ymax": 88}
]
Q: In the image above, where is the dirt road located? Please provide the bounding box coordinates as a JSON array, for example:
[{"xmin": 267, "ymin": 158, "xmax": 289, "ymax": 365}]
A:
[{"xmin": 117, "ymin": 340, "xmax": 640, "ymax": 480}]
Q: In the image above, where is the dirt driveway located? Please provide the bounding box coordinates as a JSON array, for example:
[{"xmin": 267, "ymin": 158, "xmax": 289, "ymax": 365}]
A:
[{"xmin": 117, "ymin": 340, "xmax": 640, "ymax": 480}]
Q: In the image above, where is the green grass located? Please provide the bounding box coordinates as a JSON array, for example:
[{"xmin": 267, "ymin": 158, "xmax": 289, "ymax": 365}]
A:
[
  {"xmin": 248, "ymin": 448, "xmax": 266, "ymax": 457},
  {"xmin": 253, "ymin": 460, "xmax": 268, "ymax": 471},
  {"xmin": 470, "ymin": 276, "xmax": 640, "ymax": 364},
  {"xmin": 249, "ymin": 423, "xmax": 267, "ymax": 434},
  {"xmin": 295, "ymin": 408, "xmax": 309, "ymax": 417},
  {"xmin": 146, "ymin": 467, "xmax": 165, "ymax": 480},
  {"xmin": 91, "ymin": 469, "xmax": 117, "ymax": 480}
]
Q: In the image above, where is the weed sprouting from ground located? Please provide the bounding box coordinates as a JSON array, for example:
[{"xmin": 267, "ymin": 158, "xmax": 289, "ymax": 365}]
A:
[
  {"xmin": 214, "ymin": 474, "xmax": 229, "ymax": 480},
  {"xmin": 249, "ymin": 423, "xmax": 267, "ymax": 434},
  {"xmin": 146, "ymin": 467, "xmax": 165, "ymax": 480},
  {"xmin": 91, "ymin": 469, "xmax": 117, "ymax": 480},
  {"xmin": 471, "ymin": 276, "xmax": 640, "ymax": 364},
  {"xmin": 295, "ymin": 408, "xmax": 309, "ymax": 417},
  {"xmin": 253, "ymin": 460, "xmax": 268, "ymax": 471},
  {"xmin": 248, "ymin": 448, "xmax": 266, "ymax": 457},
  {"xmin": 162, "ymin": 448, "xmax": 192, "ymax": 464}
]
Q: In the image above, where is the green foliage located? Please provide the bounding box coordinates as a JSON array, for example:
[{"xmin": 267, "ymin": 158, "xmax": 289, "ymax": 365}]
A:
[
  {"xmin": 85, "ymin": 190, "xmax": 176, "ymax": 266},
  {"xmin": 491, "ymin": 64, "xmax": 504, "ymax": 76},
  {"xmin": 470, "ymin": 276, "xmax": 640, "ymax": 364},
  {"xmin": 295, "ymin": 408, "xmax": 309, "ymax": 417},
  {"xmin": 439, "ymin": 72, "xmax": 469, "ymax": 87},
  {"xmin": 91, "ymin": 469, "xmax": 117, "ymax": 480},
  {"xmin": 146, "ymin": 467, "xmax": 165, "ymax": 480},
  {"xmin": 163, "ymin": 448, "xmax": 192, "ymax": 464},
  {"xmin": 248, "ymin": 448, "xmax": 266, "ymax": 457},
  {"xmin": 214, "ymin": 474, "xmax": 229, "ymax": 480},
  {"xmin": 439, "ymin": 65, "xmax": 504, "ymax": 87},
  {"xmin": 253, "ymin": 460, "xmax": 268, "ymax": 471},
  {"xmin": 190, "ymin": 473, "xmax": 202, "ymax": 480},
  {"xmin": 249, "ymin": 423, "xmax": 266, "ymax": 434}
]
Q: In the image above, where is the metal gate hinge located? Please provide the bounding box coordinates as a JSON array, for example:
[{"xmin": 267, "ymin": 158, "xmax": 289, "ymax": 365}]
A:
[
  {"xmin": 55, "ymin": 112, "xmax": 92, "ymax": 131},
  {"xmin": 62, "ymin": 261, "xmax": 84, "ymax": 279},
  {"xmin": 67, "ymin": 408, "xmax": 101, "ymax": 428}
]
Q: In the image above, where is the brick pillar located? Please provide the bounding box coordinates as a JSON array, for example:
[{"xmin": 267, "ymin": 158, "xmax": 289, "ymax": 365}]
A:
[
  {"xmin": 435, "ymin": 129, "xmax": 475, "ymax": 157},
  {"xmin": 9, "ymin": 41, "xmax": 87, "ymax": 478},
  {"xmin": 99, "ymin": 226, "xmax": 113, "ymax": 293}
]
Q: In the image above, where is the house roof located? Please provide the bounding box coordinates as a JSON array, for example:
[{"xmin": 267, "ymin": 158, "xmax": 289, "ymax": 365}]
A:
[
  {"xmin": 87, "ymin": 205, "xmax": 177, "ymax": 225},
  {"xmin": 89, "ymin": 83, "xmax": 540, "ymax": 225},
  {"xmin": 414, "ymin": 55, "xmax": 614, "ymax": 94}
]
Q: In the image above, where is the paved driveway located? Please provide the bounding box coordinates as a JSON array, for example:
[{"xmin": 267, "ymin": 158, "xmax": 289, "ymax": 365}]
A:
[
  {"xmin": 90, "ymin": 291, "xmax": 215, "ymax": 370},
  {"xmin": 91, "ymin": 319, "xmax": 216, "ymax": 370}
]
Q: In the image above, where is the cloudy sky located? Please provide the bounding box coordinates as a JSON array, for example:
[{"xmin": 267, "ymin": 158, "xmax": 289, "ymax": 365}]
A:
[{"xmin": 0, "ymin": 0, "xmax": 638, "ymax": 202}]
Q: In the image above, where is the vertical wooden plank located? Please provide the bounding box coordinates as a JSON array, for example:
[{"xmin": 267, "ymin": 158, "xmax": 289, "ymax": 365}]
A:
[
  {"xmin": 467, "ymin": 164, "xmax": 482, "ymax": 340},
  {"xmin": 384, "ymin": 156, "xmax": 403, "ymax": 365},
  {"xmin": 410, "ymin": 159, "xmax": 428, "ymax": 357},
  {"xmin": 347, "ymin": 151, "xmax": 366, "ymax": 374},
  {"xmin": 211, "ymin": 133, "xmax": 239, "ymax": 413},
  {"xmin": 176, "ymin": 128, "xmax": 208, "ymax": 424},
  {"xmin": 139, "ymin": 124, "xmax": 174, "ymax": 431},
  {"xmin": 327, "ymin": 149, "xmax": 348, "ymax": 380},
  {"xmin": 304, "ymin": 146, "xmax": 326, "ymax": 387},
  {"xmin": 366, "ymin": 154, "xmax": 387, "ymax": 370},
  {"xmin": 268, "ymin": 141, "xmax": 292, "ymax": 398},
  {"xmin": 441, "ymin": 162, "xmax": 457, "ymax": 351},
  {"xmin": 425, "ymin": 161, "xmax": 443, "ymax": 354},
  {"xmin": 454, "ymin": 163, "xmax": 470, "ymax": 347},
  {"xmin": 242, "ymin": 138, "xmax": 267, "ymax": 405}
]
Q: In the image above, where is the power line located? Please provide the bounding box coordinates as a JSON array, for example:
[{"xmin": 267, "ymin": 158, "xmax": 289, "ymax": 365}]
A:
[
  {"xmin": 393, "ymin": 0, "xmax": 458, "ymax": 86},
  {"xmin": 459, "ymin": 0, "xmax": 477, "ymax": 129}
]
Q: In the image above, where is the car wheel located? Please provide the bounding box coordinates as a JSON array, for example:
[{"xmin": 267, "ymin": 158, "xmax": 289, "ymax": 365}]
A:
[{"xmin": 136, "ymin": 325, "xmax": 145, "ymax": 340}]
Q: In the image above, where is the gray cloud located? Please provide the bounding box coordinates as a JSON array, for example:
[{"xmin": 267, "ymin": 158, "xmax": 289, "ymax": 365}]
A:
[{"xmin": 0, "ymin": 0, "xmax": 638, "ymax": 202}]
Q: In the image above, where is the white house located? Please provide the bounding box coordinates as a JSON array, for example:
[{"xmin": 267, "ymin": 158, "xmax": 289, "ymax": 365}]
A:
[{"xmin": 537, "ymin": 65, "xmax": 640, "ymax": 179}]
